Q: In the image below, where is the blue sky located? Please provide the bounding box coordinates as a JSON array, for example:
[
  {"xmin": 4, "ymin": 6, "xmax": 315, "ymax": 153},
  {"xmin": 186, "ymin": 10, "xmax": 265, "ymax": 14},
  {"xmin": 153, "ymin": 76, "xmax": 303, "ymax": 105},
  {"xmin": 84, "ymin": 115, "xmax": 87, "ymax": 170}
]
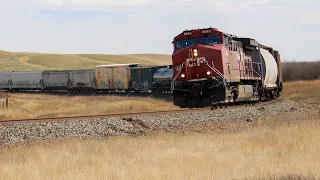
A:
[{"xmin": 0, "ymin": 0, "xmax": 319, "ymax": 61}]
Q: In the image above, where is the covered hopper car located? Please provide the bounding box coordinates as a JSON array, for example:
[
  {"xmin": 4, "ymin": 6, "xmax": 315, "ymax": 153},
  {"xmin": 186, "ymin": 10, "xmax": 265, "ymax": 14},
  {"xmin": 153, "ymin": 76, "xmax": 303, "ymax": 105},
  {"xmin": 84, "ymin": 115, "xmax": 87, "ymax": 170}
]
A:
[
  {"xmin": 0, "ymin": 64, "xmax": 173, "ymax": 94},
  {"xmin": 69, "ymin": 69, "xmax": 96, "ymax": 92}
]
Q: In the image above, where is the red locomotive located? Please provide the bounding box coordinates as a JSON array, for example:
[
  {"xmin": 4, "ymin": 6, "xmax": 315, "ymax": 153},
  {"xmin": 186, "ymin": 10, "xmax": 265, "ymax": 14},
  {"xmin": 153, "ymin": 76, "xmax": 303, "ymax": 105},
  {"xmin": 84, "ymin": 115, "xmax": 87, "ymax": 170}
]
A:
[{"xmin": 171, "ymin": 27, "xmax": 283, "ymax": 108}]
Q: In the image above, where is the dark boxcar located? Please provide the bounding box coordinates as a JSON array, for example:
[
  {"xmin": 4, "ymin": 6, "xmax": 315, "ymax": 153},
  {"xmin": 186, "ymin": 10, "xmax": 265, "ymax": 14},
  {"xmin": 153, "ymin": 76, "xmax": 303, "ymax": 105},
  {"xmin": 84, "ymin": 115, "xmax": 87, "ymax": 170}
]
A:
[{"xmin": 130, "ymin": 66, "xmax": 152, "ymax": 92}]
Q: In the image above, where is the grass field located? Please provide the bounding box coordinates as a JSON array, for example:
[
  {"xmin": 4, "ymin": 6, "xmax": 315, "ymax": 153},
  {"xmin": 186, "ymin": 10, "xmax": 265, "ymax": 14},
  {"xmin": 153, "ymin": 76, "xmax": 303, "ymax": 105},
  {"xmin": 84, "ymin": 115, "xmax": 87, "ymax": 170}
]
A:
[
  {"xmin": 1, "ymin": 110, "xmax": 319, "ymax": 180},
  {"xmin": 0, "ymin": 50, "xmax": 172, "ymax": 71},
  {"xmin": 0, "ymin": 93, "xmax": 177, "ymax": 120},
  {"xmin": 281, "ymin": 80, "xmax": 320, "ymax": 104},
  {"xmin": 0, "ymin": 81, "xmax": 319, "ymax": 179}
]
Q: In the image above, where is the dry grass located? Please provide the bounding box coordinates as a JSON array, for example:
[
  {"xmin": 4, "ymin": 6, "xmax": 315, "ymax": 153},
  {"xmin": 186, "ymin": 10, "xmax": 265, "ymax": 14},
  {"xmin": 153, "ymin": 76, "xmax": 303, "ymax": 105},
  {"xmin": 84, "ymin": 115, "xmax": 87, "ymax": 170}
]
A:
[
  {"xmin": 0, "ymin": 81, "xmax": 319, "ymax": 179},
  {"xmin": 0, "ymin": 50, "xmax": 171, "ymax": 71},
  {"xmin": 0, "ymin": 93, "xmax": 177, "ymax": 120},
  {"xmin": 281, "ymin": 80, "xmax": 320, "ymax": 104},
  {"xmin": 0, "ymin": 111, "xmax": 319, "ymax": 180}
]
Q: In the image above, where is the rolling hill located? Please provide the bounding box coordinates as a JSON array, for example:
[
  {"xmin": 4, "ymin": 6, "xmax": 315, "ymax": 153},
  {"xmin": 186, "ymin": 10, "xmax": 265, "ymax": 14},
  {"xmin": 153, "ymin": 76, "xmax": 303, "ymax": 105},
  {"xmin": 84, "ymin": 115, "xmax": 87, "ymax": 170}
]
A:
[{"xmin": 0, "ymin": 50, "xmax": 172, "ymax": 71}]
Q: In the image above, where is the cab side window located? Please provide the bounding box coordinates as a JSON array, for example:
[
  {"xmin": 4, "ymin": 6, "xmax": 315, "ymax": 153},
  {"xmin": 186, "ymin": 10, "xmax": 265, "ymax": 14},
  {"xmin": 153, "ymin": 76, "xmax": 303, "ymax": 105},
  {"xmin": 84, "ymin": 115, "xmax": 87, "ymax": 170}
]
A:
[{"xmin": 224, "ymin": 35, "xmax": 229, "ymax": 47}]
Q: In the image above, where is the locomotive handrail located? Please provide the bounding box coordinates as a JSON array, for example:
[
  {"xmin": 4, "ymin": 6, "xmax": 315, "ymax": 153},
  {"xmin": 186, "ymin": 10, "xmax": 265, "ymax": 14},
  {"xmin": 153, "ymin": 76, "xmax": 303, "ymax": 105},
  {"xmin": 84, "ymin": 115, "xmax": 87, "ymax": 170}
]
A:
[
  {"xmin": 171, "ymin": 62, "xmax": 185, "ymax": 90},
  {"xmin": 205, "ymin": 62, "xmax": 226, "ymax": 82},
  {"xmin": 252, "ymin": 69, "xmax": 262, "ymax": 77}
]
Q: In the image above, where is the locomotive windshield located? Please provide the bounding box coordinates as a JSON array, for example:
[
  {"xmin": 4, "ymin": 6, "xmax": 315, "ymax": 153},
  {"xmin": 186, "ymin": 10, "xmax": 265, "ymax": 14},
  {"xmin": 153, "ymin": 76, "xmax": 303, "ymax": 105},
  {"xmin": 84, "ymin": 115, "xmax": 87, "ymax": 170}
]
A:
[
  {"xmin": 176, "ymin": 39, "xmax": 196, "ymax": 49},
  {"xmin": 199, "ymin": 35, "xmax": 222, "ymax": 45}
]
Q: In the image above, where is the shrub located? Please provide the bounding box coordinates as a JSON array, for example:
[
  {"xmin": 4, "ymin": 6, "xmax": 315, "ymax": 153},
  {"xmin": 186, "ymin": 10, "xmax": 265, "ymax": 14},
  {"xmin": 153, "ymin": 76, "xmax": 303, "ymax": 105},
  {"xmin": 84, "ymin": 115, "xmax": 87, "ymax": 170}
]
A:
[{"xmin": 282, "ymin": 61, "xmax": 320, "ymax": 81}]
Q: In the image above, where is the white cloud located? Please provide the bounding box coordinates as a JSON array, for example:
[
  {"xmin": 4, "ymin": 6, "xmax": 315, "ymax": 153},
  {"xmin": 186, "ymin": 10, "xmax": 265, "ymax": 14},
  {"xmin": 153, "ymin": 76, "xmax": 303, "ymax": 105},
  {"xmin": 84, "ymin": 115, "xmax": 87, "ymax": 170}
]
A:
[
  {"xmin": 46, "ymin": 0, "xmax": 151, "ymax": 6},
  {"xmin": 303, "ymin": 12, "xmax": 320, "ymax": 25},
  {"xmin": 280, "ymin": 0, "xmax": 310, "ymax": 3}
]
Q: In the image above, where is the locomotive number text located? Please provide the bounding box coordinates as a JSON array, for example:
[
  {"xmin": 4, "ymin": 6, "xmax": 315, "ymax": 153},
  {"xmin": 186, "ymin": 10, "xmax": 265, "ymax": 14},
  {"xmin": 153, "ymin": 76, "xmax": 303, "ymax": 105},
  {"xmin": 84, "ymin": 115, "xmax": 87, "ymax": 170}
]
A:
[
  {"xmin": 183, "ymin": 31, "xmax": 192, "ymax": 36},
  {"xmin": 201, "ymin": 29, "xmax": 212, "ymax": 34}
]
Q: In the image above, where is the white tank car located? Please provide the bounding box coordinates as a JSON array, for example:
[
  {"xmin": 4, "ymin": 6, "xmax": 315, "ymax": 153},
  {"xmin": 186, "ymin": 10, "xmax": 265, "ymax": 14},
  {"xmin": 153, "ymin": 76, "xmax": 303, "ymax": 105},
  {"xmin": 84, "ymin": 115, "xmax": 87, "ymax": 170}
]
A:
[
  {"xmin": 10, "ymin": 71, "xmax": 43, "ymax": 89},
  {"xmin": 153, "ymin": 67, "xmax": 173, "ymax": 88},
  {"xmin": 260, "ymin": 48, "xmax": 279, "ymax": 88}
]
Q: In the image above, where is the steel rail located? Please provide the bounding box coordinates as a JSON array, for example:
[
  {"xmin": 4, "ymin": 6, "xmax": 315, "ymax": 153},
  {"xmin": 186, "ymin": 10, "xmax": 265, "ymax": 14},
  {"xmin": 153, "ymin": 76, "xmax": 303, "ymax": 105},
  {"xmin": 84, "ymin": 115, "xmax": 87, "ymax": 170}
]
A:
[
  {"xmin": 0, "ymin": 108, "xmax": 212, "ymax": 124},
  {"xmin": 0, "ymin": 100, "xmax": 276, "ymax": 125}
]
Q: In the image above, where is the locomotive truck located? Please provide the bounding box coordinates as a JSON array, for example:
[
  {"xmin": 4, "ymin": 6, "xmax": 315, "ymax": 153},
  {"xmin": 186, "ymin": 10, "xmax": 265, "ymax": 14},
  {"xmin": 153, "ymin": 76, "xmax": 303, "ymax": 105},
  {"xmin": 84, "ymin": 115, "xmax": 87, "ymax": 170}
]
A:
[{"xmin": 171, "ymin": 27, "xmax": 283, "ymax": 108}]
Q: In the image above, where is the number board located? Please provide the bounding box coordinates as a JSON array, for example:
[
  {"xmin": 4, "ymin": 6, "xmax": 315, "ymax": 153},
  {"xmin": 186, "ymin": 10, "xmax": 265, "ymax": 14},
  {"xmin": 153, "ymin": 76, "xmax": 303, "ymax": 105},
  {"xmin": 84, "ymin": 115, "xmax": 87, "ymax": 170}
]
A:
[
  {"xmin": 201, "ymin": 29, "xmax": 212, "ymax": 34},
  {"xmin": 183, "ymin": 31, "xmax": 192, "ymax": 36}
]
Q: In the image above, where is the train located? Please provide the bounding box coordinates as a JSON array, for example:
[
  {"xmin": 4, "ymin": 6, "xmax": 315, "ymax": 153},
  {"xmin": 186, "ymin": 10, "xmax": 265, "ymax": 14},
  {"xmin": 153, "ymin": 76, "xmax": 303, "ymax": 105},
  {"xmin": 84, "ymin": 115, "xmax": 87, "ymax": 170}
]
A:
[
  {"xmin": 171, "ymin": 27, "xmax": 283, "ymax": 108},
  {"xmin": 0, "ymin": 64, "xmax": 173, "ymax": 94},
  {"xmin": 0, "ymin": 27, "xmax": 282, "ymax": 109}
]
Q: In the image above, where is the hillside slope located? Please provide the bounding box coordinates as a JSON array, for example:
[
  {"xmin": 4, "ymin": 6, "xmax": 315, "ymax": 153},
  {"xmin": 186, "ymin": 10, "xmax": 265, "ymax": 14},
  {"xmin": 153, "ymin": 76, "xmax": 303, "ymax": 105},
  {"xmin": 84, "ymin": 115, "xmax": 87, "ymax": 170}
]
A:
[{"xmin": 0, "ymin": 50, "xmax": 172, "ymax": 71}]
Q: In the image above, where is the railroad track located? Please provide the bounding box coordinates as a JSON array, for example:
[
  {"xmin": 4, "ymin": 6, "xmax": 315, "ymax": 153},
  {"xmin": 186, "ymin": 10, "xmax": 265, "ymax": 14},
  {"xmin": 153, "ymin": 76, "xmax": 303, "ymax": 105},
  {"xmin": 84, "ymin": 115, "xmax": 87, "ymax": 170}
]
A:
[{"xmin": 0, "ymin": 100, "xmax": 277, "ymax": 125}]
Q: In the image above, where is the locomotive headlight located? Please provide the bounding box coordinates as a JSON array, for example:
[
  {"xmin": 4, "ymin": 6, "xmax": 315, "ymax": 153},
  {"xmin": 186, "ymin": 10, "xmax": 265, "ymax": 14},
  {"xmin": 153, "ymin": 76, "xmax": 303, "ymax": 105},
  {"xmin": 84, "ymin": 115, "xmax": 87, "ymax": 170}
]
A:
[
  {"xmin": 207, "ymin": 71, "xmax": 211, "ymax": 75},
  {"xmin": 193, "ymin": 49, "xmax": 198, "ymax": 57},
  {"xmin": 181, "ymin": 74, "xmax": 186, "ymax": 78}
]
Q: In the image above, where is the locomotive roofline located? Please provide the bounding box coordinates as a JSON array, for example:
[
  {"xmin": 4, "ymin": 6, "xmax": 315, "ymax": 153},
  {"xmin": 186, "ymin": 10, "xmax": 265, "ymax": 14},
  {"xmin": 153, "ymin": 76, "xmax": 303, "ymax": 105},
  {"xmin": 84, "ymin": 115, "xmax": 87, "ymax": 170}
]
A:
[{"xmin": 174, "ymin": 27, "xmax": 278, "ymax": 52}]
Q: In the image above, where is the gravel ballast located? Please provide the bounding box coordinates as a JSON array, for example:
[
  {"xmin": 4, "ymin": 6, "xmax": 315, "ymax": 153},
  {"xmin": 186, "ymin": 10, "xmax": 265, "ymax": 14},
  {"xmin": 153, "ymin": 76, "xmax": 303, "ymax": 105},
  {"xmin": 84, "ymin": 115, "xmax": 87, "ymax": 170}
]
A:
[{"xmin": 0, "ymin": 100, "xmax": 308, "ymax": 145}]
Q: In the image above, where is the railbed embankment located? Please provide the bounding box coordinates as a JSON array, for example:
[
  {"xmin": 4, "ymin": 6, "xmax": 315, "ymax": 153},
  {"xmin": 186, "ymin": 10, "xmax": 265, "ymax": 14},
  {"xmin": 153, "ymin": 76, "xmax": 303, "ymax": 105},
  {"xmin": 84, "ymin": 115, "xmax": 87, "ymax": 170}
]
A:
[{"xmin": 0, "ymin": 100, "xmax": 310, "ymax": 146}]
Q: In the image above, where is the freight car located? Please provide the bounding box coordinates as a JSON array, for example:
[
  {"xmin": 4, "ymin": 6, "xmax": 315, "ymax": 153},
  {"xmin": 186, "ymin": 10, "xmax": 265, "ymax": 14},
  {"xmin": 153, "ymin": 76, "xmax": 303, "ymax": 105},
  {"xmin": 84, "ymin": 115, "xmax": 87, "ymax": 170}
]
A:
[
  {"xmin": 130, "ymin": 65, "xmax": 173, "ymax": 93},
  {"xmin": 171, "ymin": 27, "xmax": 282, "ymax": 108},
  {"xmin": 10, "ymin": 71, "xmax": 43, "ymax": 90},
  {"xmin": 0, "ymin": 64, "xmax": 174, "ymax": 94},
  {"xmin": 95, "ymin": 64, "xmax": 139, "ymax": 92},
  {"xmin": 69, "ymin": 69, "xmax": 96, "ymax": 92},
  {"xmin": 0, "ymin": 72, "xmax": 10, "ymax": 89},
  {"xmin": 42, "ymin": 70, "xmax": 71, "ymax": 91},
  {"xmin": 152, "ymin": 66, "xmax": 173, "ymax": 93}
]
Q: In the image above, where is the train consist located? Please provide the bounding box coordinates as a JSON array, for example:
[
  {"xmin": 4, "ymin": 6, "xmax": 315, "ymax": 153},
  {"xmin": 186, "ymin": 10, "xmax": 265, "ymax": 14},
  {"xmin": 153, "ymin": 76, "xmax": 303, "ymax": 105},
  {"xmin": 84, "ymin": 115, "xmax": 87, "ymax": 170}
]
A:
[
  {"xmin": 0, "ymin": 27, "xmax": 283, "ymax": 109},
  {"xmin": 0, "ymin": 64, "xmax": 173, "ymax": 93},
  {"xmin": 171, "ymin": 27, "xmax": 283, "ymax": 108}
]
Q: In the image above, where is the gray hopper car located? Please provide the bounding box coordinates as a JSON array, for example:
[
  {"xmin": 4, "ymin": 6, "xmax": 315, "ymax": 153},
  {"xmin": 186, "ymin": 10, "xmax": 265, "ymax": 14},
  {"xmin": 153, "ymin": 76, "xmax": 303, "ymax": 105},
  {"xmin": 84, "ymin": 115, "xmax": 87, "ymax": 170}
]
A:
[
  {"xmin": 0, "ymin": 72, "xmax": 10, "ymax": 89},
  {"xmin": 10, "ymin": 71, "xmax": 43, "ymax": 90},
  {"xmin": 42, "ymin": 70, "xmax": 71, "ymax": 90},
  {"xmin": 69, "ymin": 69, "xmax": 96, "ymax": 92}
]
